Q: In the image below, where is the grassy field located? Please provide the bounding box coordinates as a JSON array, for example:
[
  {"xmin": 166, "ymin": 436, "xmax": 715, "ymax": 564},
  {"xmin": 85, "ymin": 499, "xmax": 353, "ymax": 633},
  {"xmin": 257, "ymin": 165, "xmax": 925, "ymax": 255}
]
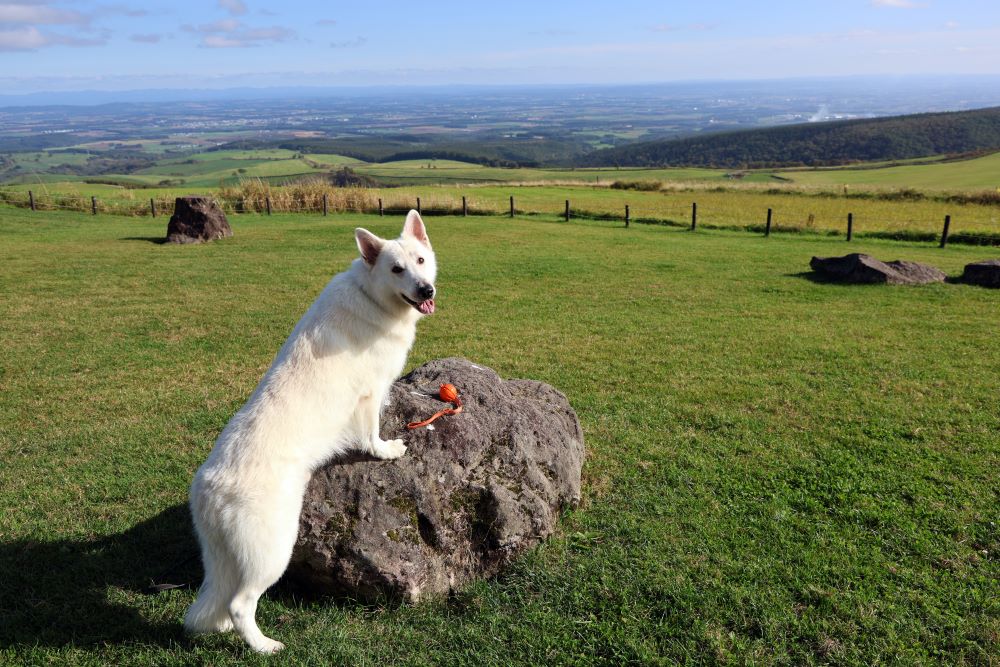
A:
[
  {"xmin": 349, "ymin": 159, "xmax": 725, "ymax": 186},
  {"xmin": 5, "ymin": 181, "xmax": 1000, "ymax": 240},
  {"xmin": 778, "ymin": 151, "xmax": 1000, "ymax": 190},
  {"xmin": 0, "ymin": 206, "xmax": 997, "ymax": 665},
  {"xmin": 394, "ymin": 185, "xmax": 1000, "ymax": 238}
]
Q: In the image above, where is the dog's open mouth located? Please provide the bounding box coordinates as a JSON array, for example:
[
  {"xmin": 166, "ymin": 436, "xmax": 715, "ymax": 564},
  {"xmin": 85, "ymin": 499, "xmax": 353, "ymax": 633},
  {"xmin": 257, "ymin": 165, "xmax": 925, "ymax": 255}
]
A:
[{"xmin": 401, "ymin": 293, "xmax": 435, "ymax": 314}]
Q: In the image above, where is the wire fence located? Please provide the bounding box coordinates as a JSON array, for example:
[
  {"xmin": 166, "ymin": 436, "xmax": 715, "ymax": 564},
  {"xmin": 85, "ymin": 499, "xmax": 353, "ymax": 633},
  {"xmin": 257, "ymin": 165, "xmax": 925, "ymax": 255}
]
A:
[{"xmin": 4, "ymin": 187, "xmax": 1000, "ymax": 247}]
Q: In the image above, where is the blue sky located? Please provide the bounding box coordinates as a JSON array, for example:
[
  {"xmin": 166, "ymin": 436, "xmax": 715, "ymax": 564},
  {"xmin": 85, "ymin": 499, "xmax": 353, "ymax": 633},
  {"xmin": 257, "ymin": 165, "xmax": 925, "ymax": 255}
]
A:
[{"xmin": 2, "ymin": 0, "xmax": 999, "ymax": 92}]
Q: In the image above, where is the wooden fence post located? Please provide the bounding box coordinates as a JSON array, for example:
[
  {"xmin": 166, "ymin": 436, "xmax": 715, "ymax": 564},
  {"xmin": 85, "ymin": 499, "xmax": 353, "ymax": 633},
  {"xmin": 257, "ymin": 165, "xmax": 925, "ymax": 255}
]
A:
[
  {"xmin": 378, "ymin": 198, "xmax": 383, "ymax": 216},
  {"xmin": 691, "ymin": 202, "xmax": 697, "ymax": 230},
  {"xmin": 510, "ymin": 195, "xmax": 515, "ymax": 218},
  {"xmin": 322, "ymin": 193, "xmax": 328, "ymax": 216},
  {"xmin": 940, "ymin": 215, "xmax": 951, "ymax": 248},
  {"xmin": 29, "ymin": 190, "xmax": 35, "ymax": 211},
  {"xmin": 150, "ymin": 198, "xmax": 156, "ymax": 218},
  {"xmin": 462, "ymin": 195, "xmax": 467, "ymax": 217},
  {"xmin": 625, "ymin": 204, "xmax": 630, "ymax": 228},
  {"xmin": 564, "ymin": 200, "xmax": 570, "ymax": 222},
  {"xmin": 847, "ymin": 213, "xmax": 853, "ymax": 242},
  {"xmin": 265, "ymin": 197, "xmax": 271, "ymax": 216},
  {"xmin": 417, "ymin": 197, "xmax": 421, "ymax": 214},
  {"xmin": 765, "ymin": 208, "xmax": 772, "ymax": 237},
  {"xmin": 91, "ymin": 196, "xmax": 97, "ymax": 215}
]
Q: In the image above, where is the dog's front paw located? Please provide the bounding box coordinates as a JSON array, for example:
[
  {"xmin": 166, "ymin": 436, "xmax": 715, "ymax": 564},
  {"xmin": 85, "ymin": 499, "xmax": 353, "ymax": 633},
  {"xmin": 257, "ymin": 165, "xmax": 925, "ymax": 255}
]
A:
[{"xmin": 372, "ymin": 438, "xmax": 407, "ymax": 460}]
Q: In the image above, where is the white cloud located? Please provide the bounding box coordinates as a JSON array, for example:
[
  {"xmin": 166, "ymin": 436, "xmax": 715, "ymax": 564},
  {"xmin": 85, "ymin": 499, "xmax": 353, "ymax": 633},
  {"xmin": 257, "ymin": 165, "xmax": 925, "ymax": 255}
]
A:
[
  {"xmin": 871, "ymin": 0, "xmax": 924, "ymax": 8},
  {"xmin": 0, "ymin": 24, "xmax": 103, "ymax": 50},
  {"xmin": 188, "ymin": 19, "xmax": 296, "ymax": 48},
  {"xmin": 0, "ymin": 24, "xmax": 47, "ymax": 49},
  {"xmin": 218, "ymin": 0, "xmax": 247, "ymax": 16},
  {"xmin": 181, "ymin": 18, "xmax": 296, "ymax": 49},
  {"xmin": 650, "ymin": 22, "xmax": 715, "ymax": 33},
  {"xmin": 0, "ymin": 1, "xmax": 143, "ymax": 50},
  {"xmin": 240, "ymin": 26, "xmax": 293, "ymax": 41},
  {"xmin": 330, "ymin": 36, "xmax": 366, "ymax": 49},
  {"xmin": 202, "ymin": 34, "xmax": 244, "ymax": 48},
  {"xmin": 97, "ymin": 5, "xmax": 150, "ymax": 19},
  {"xmin": 193, "ymin": 18, "xmax": 241, "ymax": 33},
  {"xmin": 130, "ymin": 33, "xmax": 161, "ymax": 44},
  {"xmin": 0, "ymin": 2, "xmax": 86, "ymax": 25}
]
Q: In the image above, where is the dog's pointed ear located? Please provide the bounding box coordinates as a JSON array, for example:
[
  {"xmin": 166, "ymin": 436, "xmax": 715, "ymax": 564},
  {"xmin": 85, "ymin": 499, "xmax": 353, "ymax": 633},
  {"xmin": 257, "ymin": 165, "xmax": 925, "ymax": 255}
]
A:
[
  {"xmin": 355, "ymin": 228, "xmax": 384, "ymax": 265},
  {"xmin": 402, "ymin": 209, "xmax": 431, "ymax": 248}
]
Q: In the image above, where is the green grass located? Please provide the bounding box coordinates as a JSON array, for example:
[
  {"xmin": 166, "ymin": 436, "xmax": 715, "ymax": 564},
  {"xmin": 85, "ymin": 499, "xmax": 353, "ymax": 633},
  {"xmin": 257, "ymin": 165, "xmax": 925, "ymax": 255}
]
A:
[
  {"xmin": 6, "ymin": 150, "xmax": 93, "ymax": 170},
  {"xmin": 352, "ymin": 159, "xmax": 726, "ymax": 185},
  {"xmin": 0, "ymin": 207, "xmax": 998, "ymax": 665},
  {"xmin": 131, "ymin": 152, "xmax": 326, "ymax": 186},
  {"xmin": 776, "ymin": 151, "xmax": 1000, "ymax": 190},
  {"xmin": 7, "ymin": 182, "xmax": 1000, "ymax": 240}
]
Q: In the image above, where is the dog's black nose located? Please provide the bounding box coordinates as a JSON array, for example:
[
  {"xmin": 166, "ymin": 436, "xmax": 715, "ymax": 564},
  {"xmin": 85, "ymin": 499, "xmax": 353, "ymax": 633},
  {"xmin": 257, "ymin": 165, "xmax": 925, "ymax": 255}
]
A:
[{"xmin": 417, "ymin": 283, "xmax": 435, "ymax": 300}]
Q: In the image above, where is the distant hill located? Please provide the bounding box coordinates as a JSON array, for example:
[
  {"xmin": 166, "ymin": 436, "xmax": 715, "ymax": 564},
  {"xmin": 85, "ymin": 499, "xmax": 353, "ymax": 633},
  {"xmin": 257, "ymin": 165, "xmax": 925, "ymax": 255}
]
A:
[{"xmin": 579, "ymin": 106, "xmax": 1000, "ymax": 168}]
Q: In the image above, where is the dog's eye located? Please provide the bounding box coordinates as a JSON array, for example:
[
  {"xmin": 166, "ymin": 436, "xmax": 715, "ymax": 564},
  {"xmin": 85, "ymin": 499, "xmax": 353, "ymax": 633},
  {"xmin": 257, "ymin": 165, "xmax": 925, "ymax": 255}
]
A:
[
  {"xmin": 417, "ymin": 257, "xmax": 425, "ymax": 264},
  {"xmin": 392, "ymin": 265, "xmax": 404, "ymax": 274}
]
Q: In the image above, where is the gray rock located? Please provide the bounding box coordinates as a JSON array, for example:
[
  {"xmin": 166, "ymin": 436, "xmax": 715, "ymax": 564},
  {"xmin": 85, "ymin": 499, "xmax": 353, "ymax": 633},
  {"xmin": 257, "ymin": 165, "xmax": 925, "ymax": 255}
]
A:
[
  {"xmin": 809, "ymin": 253, "xmax": 945, "ymax": 285},
  {"xmin": 288, "ymin": 357, "xmax": 585, "ymax": 601},
  {"xmin": 166, "ymin": 196, "xmax": 232, "ymax": 244},
  {"xmin": 960, "ymin": 259, "xmax": 1000, "ymax": 288}
]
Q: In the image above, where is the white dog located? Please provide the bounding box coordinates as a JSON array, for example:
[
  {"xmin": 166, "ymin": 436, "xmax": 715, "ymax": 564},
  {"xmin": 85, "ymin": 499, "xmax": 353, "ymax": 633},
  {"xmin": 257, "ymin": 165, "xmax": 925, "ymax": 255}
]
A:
[{"xmin": 183, "ymin": 210, "xmax": 436, "ymax": 653}]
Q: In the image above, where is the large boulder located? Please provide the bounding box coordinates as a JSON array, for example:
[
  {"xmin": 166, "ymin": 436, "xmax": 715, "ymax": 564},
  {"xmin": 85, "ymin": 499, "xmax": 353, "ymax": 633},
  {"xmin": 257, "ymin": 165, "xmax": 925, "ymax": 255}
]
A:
[
  {"xmin": 960, "ymin": 259, "xmax": 1000, "ymax": 288},
  {"xmin": 288, "ymin": 358, "xmax": 585, "ymax": 601},
  {"xmin": 809, "ymin": 253, "xmax": 945, "ymax": 285},
  {"xmin": 166, "ymin": 196, "xmax": 232, "ymax": 244}
]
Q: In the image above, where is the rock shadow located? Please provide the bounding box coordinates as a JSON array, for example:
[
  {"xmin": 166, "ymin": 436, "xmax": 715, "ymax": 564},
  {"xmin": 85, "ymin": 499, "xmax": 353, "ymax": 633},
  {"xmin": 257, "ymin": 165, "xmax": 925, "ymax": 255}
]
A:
[
  {"xmin": 119, "ymin": 236, "xmax": 168, "ymax": 244},
  {"xmin": 784, "ymin": 270, "xmax": 849, "ymax": 285}
]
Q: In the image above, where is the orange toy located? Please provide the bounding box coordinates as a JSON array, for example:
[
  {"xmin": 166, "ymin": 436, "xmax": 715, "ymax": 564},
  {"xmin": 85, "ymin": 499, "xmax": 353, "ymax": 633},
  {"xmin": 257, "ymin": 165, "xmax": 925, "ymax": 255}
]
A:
[{"xmin": 407, "ymin": 383, "xmax": 463, "ymax": 429}]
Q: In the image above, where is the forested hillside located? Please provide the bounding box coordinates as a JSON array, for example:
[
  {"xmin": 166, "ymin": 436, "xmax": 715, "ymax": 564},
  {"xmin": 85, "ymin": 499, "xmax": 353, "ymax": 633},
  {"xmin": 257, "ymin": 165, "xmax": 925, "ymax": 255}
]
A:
[{"xmin": 580, "ymin": 106, "xmax": 1000, "ymax": 168}]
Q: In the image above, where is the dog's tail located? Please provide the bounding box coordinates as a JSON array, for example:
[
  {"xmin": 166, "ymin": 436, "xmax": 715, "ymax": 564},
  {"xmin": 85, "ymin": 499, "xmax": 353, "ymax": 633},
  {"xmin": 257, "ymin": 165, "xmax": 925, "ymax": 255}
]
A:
[
  {"xmin": 184, "ymin": 573, "xmax": 235, "ymax": 634},
  {"xmin": 183, "ymin": 527, "xmax": 236, "ymax": 635}
]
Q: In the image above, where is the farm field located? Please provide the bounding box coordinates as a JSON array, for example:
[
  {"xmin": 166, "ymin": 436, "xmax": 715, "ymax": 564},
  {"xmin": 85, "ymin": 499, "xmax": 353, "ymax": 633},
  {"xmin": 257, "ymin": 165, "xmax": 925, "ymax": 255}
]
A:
[
  {"xmin": 5, "ymin": 140, "xmax": 1000, "ymax": 192},
  {"xmin": 348, "ymin": 159, "xmax": 725, "ymax": 186},
  {"xmin": 5, "ymin": 181, "xmax": 1000, "ymax": 240},
  {"xmin": 0, "ymin": 207, "xmax": 997, "ymax": 665}
]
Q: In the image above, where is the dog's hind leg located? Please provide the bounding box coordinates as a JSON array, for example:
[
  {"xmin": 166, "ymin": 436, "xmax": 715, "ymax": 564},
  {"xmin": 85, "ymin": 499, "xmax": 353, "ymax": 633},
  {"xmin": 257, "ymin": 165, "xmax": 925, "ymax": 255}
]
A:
[{"xmin": 226, "ymin": 495, "xmax": 303, "ymax": 654}]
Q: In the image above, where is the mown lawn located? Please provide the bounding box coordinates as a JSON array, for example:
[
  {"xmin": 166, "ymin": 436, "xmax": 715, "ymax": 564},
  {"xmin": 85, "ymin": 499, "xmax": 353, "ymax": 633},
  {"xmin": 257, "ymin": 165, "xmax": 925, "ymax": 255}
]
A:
[{"xmin": 0, "ymin": 206, "xmax": 997, "ymax": 665}]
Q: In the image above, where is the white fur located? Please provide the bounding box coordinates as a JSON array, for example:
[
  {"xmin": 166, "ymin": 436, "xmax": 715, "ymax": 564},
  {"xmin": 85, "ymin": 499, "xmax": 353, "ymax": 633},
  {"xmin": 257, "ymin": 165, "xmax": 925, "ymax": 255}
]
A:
[{"xmin": 184, "ymin": 210, "xmax": 436, "ymax": 654}]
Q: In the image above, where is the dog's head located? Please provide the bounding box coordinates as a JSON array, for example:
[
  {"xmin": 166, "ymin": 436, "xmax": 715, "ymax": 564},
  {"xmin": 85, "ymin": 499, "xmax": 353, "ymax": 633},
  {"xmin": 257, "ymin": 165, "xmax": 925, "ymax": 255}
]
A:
[{"xmin": 355, "ymin": 210, "xmax": 437, "ymax": 315}]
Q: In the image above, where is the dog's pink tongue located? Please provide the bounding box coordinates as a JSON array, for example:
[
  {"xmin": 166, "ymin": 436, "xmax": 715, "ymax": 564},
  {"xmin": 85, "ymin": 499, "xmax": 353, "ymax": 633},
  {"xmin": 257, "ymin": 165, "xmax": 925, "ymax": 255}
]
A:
[{"xmin": 419, "ymin": 299, "xmax": 435, "ymax": 315}]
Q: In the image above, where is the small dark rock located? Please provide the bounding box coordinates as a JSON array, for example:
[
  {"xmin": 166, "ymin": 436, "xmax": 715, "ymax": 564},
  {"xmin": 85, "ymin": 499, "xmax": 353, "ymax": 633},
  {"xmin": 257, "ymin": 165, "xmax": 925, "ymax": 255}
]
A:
[
  {"xmin": 288, "ymin": 358, "xmax": 585, "ymax": 601},
  {"xmin": 960, "ymin": 259, "xmax": 1000, "ymax": 288},
  {"xmin": 810, "ymin": 253, "xmax": 945, "ymax": 285},
  {"xmin": 166, "ymin": 196, "xmax": 232, "ymax": 244}
]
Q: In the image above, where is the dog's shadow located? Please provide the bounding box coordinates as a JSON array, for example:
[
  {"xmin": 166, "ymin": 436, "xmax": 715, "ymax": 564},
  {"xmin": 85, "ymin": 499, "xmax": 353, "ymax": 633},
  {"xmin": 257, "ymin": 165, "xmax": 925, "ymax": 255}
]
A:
[
  {"xmin": 0, "ymin": 483, "xmax": 392, "ymax": 650},
  {"xmin": 0, "ymin": 503, "xmax": 199, "ymax": 649}
]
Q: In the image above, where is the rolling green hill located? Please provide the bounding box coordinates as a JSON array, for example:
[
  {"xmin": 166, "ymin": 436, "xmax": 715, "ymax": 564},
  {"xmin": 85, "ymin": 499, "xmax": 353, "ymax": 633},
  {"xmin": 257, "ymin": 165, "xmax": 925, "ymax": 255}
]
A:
[
  {"xmin": 774, "ymin": 150, "xmax": 1000, "ymax": 190},
  {"xmin": 581, "ymin": 106, "xmax": 1000, "ymax": 169}
]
